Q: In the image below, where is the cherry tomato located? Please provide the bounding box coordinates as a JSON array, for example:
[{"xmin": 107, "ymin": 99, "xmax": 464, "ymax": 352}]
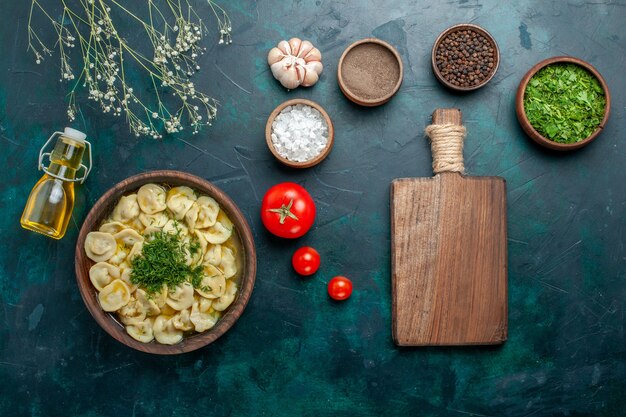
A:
[
  {"xmin": 292, "ymin": 247, "xmax": 321, "ymax": 276},
  {"xmin": 261, "ymin": 182, "xmax": 315, "ymax": 239},
  {"xmin": 327, "ymin": 276, "xmax": 353, "ymax": 301}
]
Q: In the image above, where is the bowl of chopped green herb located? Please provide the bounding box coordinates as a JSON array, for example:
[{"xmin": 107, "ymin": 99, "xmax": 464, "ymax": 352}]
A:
[
  {"xmin": 516, "ymin": 56, "xmax": 611, "ymax": 151},
  {"xmin": 75, "ymin": 171, "xmax": 256, "ymax": 354}
]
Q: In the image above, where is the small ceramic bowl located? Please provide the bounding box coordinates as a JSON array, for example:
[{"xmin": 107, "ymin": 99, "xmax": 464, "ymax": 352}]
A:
[
  {"xmin": 75, "ymin": 170, "xmax": 257, "ymax": 355},
  {"xmin": 431, "ymin": 24, "xmax": 500, "ymax": 92},
  {"xmin": 337, "ymin": 38, "xmax": 403, "ymax": 106},
  {"xmin": 515, "ymin": 56, "xmax": 611, "ymax": 151},
  {"xmin": 265, "ymin": 98, "xmax": 334, "ymax": 168}
]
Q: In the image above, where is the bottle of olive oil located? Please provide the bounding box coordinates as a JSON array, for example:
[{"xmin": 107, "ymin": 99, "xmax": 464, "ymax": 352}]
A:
[{"xmin": 21, "ymin": 128, "xmax": 92, "ymax": 239}]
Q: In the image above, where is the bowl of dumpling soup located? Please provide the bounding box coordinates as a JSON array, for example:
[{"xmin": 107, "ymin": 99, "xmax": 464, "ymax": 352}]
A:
[{"xmin": 75, "ymin": 170, "xmax": 256, "ymax": 354}]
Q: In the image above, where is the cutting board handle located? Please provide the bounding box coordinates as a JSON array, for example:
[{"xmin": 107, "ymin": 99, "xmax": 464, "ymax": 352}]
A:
[{"xmin": 425, "ymin": 108, "xmax": 466, "ymax": 175}]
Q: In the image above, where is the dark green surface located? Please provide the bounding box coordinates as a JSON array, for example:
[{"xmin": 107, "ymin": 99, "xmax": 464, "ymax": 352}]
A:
[{"xmin": 1, "ymin": 1, "xmax": 625, "ymax": 416}]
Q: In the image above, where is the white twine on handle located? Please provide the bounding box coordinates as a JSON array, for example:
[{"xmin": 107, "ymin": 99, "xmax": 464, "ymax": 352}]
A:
[{"xmin": 424, "ymin": 124, "xmax": 466, "ymax": 174}]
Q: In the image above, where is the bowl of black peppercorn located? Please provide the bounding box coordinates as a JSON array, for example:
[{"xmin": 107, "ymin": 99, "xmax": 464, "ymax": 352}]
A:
[{"xmin": 432, "ymin": 24, "xmax": 500, "ymax": 92}]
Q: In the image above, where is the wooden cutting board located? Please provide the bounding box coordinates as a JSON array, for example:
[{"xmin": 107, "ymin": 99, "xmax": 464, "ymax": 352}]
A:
[{"xmin": 391, "ymin": 108, "xmax": 507, "ymax": 346}]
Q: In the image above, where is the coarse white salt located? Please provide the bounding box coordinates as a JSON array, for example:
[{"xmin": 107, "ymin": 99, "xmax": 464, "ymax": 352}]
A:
[{"xmin": 271, "ymin": 104, "xmax": 329, "ymax": 162}]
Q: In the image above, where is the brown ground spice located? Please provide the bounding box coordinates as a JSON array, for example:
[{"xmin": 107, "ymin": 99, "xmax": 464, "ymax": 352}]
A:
[{"xmin": 341, "ymin": 43, "xmax": 401, "ymax": 100}]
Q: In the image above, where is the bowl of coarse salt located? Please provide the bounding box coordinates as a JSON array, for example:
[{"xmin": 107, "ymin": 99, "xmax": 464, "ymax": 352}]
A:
[{"xmin": 265, "ymin": 98, "xmax": 334, "ymax": 168}]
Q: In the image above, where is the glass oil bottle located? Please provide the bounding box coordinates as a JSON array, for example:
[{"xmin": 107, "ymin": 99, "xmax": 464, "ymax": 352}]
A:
[{"xmin": 21, "ymin": 128, "xmax": 92, "ymax": 239}]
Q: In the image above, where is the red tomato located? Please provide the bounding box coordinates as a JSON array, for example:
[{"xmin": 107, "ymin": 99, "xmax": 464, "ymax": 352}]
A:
[
  {"xmin": 261, "ymin": 182, "xmax": 315, "ymax": 238},
  {"xmin": 292, "ymin": 247, "xmax": 321, "ymax": 276},
  {"xmin": 327, "ymin": 276, "xmax": 353, "ymax": 300}
]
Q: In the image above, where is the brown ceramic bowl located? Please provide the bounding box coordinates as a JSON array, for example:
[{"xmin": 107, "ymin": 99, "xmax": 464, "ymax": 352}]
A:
[
  {"xmin": 75, "ymin": 170, "xmax": 257, "ymax": 354},
  {"xmin": 516, "ymin": 56, "xmax": 611, "ymax": 151},
  {"xmin": 265, "ymin": 98, "xmax": 334, "ymax": 168},
  {"xmin": 431, "ymin": 24, "xmax": 500, "ymax": 92},
  {"xmin": 337, "ymin": 38, "xmax": 403, "ymax": 106}
]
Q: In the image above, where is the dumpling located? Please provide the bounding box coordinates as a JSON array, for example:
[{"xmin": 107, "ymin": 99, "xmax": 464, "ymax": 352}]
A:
[
  {"xmin": 99, "ymin": 221, "xmax": 127, "ymax": 234},
  {"xmin": 185, "ymin": 196, "xmax": 220, "ymax": 231},
  {"xmin": 126, "ymin": 317, "xmax": 155, "ymax": 343},
  {"xmin": 119, "ymin": 268, "xmax": 138, "ymax": 292},
  {"xmin": 108, "ymin": 245, "xmax": 128, "ymax": 265},
  {"xmin": 153, "ymin": 315, "xmax": 183, "ymax": 345},
  {"xmin": 135, "ymin": 289, "xmax": 161, "ymax": 316},
  {"xmin": 114, "ymin": 229, "xmax": 144, "ymax": 246},
  {"xmin": 162, "ymin": 219, "xmax": 188, "ymax": 237},
  {"xmin": 98, "ymin": 279, "xmax": 131, "ymax": 312},
  {"xmin": 190, "ymin": 298, "xmax": 220, "ymax": 332},
  {"xmin": 84, "ymin": 232, "xmax": 117, "ymax": 262},
  {"xmin": 166, "ymin": 282, "xmax": 194, "ymax": 311},
  {"xmin": 137, "ymin": 184, "xmax": 167, "ymax": 214},
  {"xmin": 212, "ymin": 280, "xmax": 237, "ymax": 311},
  {"xmin": 195, "ymin": 264, "xmax": 226, "ymax": 299},
  {"xmin": 195, "ymin": 294, "xmax": 212, "ymax": 311},
  {"xmin": 111, "ymin": 194, "xmax": 140, "ymax": 224},
  {"xmin": 184, "ymin": 204, "xmax": 200, "ymax": 232},
  {"xmin": 166, "ymin": 186, "xmax": 196, "ymax": 220},
  {"xmin": 138, "ymin": 212, "xmax": 169, "ymax": 229},
  {"xmin": 127, "ymin": 241, "xmax": 143, "ymax": 261},
  {"xmin": 194, "ymin": 230, "xmax": 208, "ymax": 256},
  {"xmin": 118, "ymin": 294, "xmax": 147, "ymax": 325},
  {"xmin": 219, "ymin": 246, "xmax": 237, "ymax": 279},
  {"xmin": 216, "ymin": 210, "xmax": 233, "ymax": 230},
  {"xmin": 151, "ymin": 285, "xmax": 168, "ymax": 308},
  {"xmin": 203, "ymin": 244, "xmax": 222, "ymax": 266},
  {"xmin": 198, "ymin": 222, "xmax": 231, "ymax": 245},
  {"xmin": 142, "ymin": 226, "xmax": 162, "ymax": 237},
  {"xmin": 182, "ymin": 237, "xmax": 203, "ymax": 266},
  {"xmin": 159, "ymin": 303, "xmax": 178, "ymax": 316},
  {"xmin": 172, "ymin": 309, "xmax": 194, "ymax": 331},
  {"xmin": 128, "ymin": 218, "xmax": 146, "ymax": 234},
  {"xmin": 89, "ymin": 262, "xmax": 120, "ymax": 291}
]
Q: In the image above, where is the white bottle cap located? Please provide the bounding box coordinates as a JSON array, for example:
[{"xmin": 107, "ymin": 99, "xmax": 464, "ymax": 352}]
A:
[{"xmin": 63, "ymin": 127, "xmax": 87, "ymax": 143}]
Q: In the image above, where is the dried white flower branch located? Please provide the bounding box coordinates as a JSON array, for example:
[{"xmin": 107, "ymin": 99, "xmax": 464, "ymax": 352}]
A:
[{"xmin": 27, "ymin": 0, "xmax": 232, "ymax": 138}]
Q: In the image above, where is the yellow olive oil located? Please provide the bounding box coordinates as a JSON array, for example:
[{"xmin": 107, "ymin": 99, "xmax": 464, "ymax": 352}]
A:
[{"xmin": 21, "ymin": 129, "xmax": 89, "ymax": 239}]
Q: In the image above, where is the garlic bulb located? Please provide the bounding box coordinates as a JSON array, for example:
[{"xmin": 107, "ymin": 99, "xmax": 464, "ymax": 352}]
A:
[{"xmin": 268, "ymin": 38, "xmax": 323, "ymax": 89}]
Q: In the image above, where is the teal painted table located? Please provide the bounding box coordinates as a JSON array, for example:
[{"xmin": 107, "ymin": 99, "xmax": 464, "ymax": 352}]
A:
[{"xmin": 1, "ymin": 1, "xmax": 625, "ymax": 415}]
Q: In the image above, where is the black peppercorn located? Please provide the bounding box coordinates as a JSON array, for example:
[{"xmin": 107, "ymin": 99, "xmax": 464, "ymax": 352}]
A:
[{"xmin": 435, "ymin": 27, "xmax": 497, "ymax": 88}]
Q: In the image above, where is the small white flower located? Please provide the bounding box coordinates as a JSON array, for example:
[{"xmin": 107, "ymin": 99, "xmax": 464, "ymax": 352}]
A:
[{"xmin": 152, "ymin": 112, "xmax": 158, "ymax": 118}]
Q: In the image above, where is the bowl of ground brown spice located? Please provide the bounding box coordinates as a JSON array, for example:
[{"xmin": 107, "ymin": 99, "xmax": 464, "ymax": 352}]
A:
[
  {"xmin": 337, "ymin": 38, "xmax": 403, "ymax": 106},
  {"xmin": 432, "ymin": 24, "xmax": 500, "ymax": 91}
]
